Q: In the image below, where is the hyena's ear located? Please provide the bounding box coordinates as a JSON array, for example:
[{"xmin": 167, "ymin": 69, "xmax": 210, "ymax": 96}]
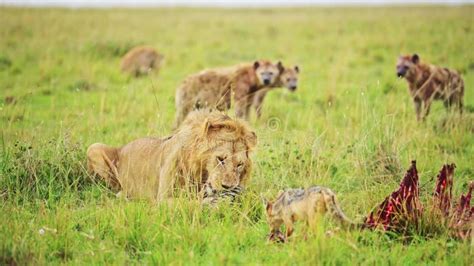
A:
[
  {"xmin": 253, "ymin": 61, "xmax": 260, "ymax": 69},
  {"xmin": 411, "ymin": 54, "xmax": 420, "ymax": 64},
  {"xmin": 294, "ymin": 65, "xmax": 300, "ymax": 73},
  {"xmin": 276, "ymin": 61, "xmax": 285, "ymax": 73}
]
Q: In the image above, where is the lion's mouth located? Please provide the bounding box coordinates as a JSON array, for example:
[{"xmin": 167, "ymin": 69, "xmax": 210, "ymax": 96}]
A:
[{"xmin": 202, "ymin": 184, "xmax": 243, "ymax": 205}]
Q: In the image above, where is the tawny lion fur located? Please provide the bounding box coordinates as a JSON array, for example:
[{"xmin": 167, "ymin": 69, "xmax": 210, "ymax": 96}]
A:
[
  {"xmin": 120, "ymin": 46, "xmax": 164, "ymax": 77},
  {"xmin": 174, "ymin": 60, "xmax": 282, "ymax": 127},
  {"xmin": 87, "ymin": 110, "xmax": 257, "ymax": 202},
  {"xmin": 396, "ymin": 54, "xmax": 464, "ymax": 121}
]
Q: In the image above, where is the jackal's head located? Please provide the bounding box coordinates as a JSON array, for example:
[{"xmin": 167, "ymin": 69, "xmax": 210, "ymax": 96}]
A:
[
  {"xmin": 262, "ymin": 195, "xmax": 284, "ymax": 230},
  {"xmin": 396, "ymin": 54, "xmax": 420, "ymax": 79}
]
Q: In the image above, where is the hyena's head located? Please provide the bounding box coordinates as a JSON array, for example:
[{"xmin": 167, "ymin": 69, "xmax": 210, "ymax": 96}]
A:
[
  {"xmin": 254, "ymin": 60, "xmax": 281, "ymax": 86},
  {"xmin": 396, "ymin": 54, "xmax": 420, "ymax": 79},
  {"xmin": 278, "ymin": 65, "xmax": 300, "ymax": 92}
]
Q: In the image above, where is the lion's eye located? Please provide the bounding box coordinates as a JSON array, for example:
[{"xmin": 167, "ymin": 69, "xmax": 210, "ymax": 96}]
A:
[
  {"xmin": 217, "ymin": 156, "xmax": 226, "ymax": 165},
  {"xmin": 236, "ymin": 163, "xmax": 244, "ymax": 171},
  {"xmin": 287, "ymin": 78, "xmax": 291, "ymax": 82}
]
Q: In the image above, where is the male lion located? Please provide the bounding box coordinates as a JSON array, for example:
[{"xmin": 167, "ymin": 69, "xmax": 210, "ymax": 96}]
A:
[{"xmin": 87, "ymin": 110, "xmax": 257, "ymax": 203}]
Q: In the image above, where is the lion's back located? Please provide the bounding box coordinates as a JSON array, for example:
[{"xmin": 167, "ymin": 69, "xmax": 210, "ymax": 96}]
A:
[{"xmin": 117, "ymin": 136, "xmax": 171, "ymax": 199}]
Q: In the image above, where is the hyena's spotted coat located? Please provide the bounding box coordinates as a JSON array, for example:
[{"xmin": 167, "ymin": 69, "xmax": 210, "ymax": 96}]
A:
[{"xmin": 397, "ymin": 54, "xmax": 464, "ymax": 121}]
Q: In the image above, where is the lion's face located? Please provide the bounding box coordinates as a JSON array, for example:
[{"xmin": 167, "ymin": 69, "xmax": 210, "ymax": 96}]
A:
[{"xmin": 205, "ymin": 140, "xmax": 251, "ymax": 191}]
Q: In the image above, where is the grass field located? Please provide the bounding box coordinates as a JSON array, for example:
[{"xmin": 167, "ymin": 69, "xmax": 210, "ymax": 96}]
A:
[{"xmin": 1, "ymin": 6, "xmax": 473, "ymax": 265}]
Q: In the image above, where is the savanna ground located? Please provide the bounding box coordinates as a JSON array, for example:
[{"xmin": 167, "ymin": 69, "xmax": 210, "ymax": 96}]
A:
[{"xmin": 1, "ymin": 6, "xmax": 473, "ymax": 265}]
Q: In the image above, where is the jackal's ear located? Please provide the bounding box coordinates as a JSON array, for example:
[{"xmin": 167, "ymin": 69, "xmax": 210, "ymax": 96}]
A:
[
  {"xmin": 260, "ymin": 195, "xmax": 272, "ymax": 211},
  {"xmin": 253, "ymin": 61, "xmax": 260, "ymax": 69},
  {"xmin": 260, "ymin": 194, "xmax": 268, "ymax": 206},
  {"xmin": 294, "ymin": 65, "xmax": 300, "ymax": 73},
  {"xmin": 276, "ymin": 61, "xmax": 284, "ymax": 73},
  {"xmin": 411, "ymin": 54, "xmax": 420, "ymax": 64},
  {"xmin": 266, "ymin": 202, "xmax": 273, "ymax": 212}
]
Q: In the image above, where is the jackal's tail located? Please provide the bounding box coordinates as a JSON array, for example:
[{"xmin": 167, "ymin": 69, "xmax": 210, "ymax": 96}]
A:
[{"xmin": 325, "ymin": 191, "xmax": 363, "ymax": 230}]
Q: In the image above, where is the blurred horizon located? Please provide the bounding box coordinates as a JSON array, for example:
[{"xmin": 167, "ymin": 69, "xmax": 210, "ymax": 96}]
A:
[{"xmin": 1, "ymin": 0, "xmax": 473, "ymax": 8}]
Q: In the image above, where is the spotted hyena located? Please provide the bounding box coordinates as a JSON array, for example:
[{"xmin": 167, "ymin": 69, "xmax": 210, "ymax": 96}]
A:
[{"xmin": 396, "ymin": 54, "xmax": 464, "ymax": 121}]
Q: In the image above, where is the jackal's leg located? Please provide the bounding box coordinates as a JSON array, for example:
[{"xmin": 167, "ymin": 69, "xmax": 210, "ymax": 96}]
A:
[
  {"xmin": 285, "ymin": 224, "xmax": 294, "ymax": 238},
  {"xmin": 283, "ymin": 216, "xmax": 295, "ymax": 238},
  {"xmin": 307, "ymin": 211, "xmax": 320, "ymax": 233},
  {"xmin": 87, "ymin": 143, "xmax": 121, "ymax": 191}
]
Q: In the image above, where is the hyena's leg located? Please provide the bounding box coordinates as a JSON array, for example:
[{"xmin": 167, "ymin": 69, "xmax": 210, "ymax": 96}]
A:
[
  {"xmin": 459, "ymin": 82, "xmax": 464, "ymax": 115},
  {"xmin": 173, "ymin": 109, "xmax": 185, "ymax": 129},
  {"xmin": 422, "ymin": 100, "xmax": 432, "ymax": 121},
  {"xmin": 234, "ymin": 98, "xmax": 249, "ymax": 119},
  {"xmin": 173, "ymin": 104, "xmax": 191, "ymax": 129},
  {"xmin": 87, "ymin": 143, "xmax": 121, "ymax": 191},
  {"xmin": 443, "ymin": 99, "xmax": 453, "ymax": 112},
  {"xmin": 253, "ymin": 90, "xmax": 268, "ymax": 119},
  {"xmin": 245, "ymin": 101, "xmax": 252, "ymax": 120},
  {"xmin": 414, "ymin": 98, "xmax": 422, "ymax": 122}
]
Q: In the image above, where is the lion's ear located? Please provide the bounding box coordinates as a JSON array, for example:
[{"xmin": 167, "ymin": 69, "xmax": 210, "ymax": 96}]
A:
[
  {"xmin": 294, "ymin": 65, "xmax": 300, "ymax": 73},
  {"xmin": 202, "ymin": 118, "xmax": 231, "ymax": 136}
]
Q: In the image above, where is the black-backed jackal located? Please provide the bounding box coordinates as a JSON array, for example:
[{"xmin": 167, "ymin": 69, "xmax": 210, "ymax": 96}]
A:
[{"xmin": 263, "ymin": 186, "xmax": 358, "ymax": 241}]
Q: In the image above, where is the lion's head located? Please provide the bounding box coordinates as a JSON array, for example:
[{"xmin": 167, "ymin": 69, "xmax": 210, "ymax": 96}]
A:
[{"xmin": 174, "ymin": 110, "xmax": 257, "ymax": 199}]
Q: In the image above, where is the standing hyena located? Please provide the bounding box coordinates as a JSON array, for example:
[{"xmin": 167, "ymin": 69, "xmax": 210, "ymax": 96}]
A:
[
  {"xmin": 252, "ymin": 65, "xmax": 300, "ymax": 118},
  {"xmin": 120, "ymin": 46, "xmax": 164, "ymax": 77},
  {"xmin": 174, "ymin": 60, "xmax": 282, "ymax": 127},
  {"xmin": 396, "ymin": 54, "xmax": 464, "ymax": 121}
]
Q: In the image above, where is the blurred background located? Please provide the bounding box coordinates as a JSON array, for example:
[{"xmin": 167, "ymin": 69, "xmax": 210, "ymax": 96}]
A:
[{"xmin": 1, "ymin": 0, "xmax": 472, "ymax": 7}]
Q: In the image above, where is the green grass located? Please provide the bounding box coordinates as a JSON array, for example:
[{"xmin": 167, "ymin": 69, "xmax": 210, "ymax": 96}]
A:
[{"xmin": 1, "ymin": 6, "xmax": 473, "ymax": 265}]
